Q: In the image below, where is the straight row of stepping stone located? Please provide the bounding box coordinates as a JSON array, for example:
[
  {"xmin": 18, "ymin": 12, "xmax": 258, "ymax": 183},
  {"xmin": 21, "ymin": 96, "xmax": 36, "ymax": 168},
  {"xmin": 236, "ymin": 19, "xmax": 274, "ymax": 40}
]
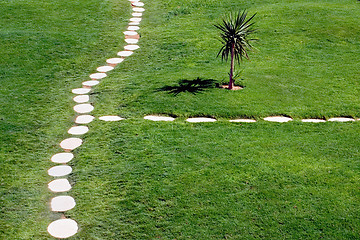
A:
[
  {"xmin": 59, "ymin": 115, "xmax": 360, "ymax": 123},
  {"xmin": 47, "ymin": 152, "xmax": 78, "ymax": 238},
  {"xmin": 47, "ymin": 1, "xmax": 146, "ymax": 239},
  {"xmin": 143, "ymin": 115, "xmax": 360, "ymax": 123}
]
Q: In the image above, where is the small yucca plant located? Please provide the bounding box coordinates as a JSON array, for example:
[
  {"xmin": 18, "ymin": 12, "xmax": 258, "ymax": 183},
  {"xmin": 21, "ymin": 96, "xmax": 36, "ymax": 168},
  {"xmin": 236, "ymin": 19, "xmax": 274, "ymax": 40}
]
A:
[{"xmin": 215, "ymin": 10, "xmax": 257, "ymax": 90}]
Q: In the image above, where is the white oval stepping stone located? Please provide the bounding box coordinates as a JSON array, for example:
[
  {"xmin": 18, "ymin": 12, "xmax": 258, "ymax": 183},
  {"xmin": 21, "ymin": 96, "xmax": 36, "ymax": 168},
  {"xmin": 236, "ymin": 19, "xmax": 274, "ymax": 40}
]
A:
[
  {"xmin": 89, "ymin": 72, "xmax": 107, "ymax": 80},
  {"xmin": 301, "ymin": 119, "xmax": 326, "ymax": 123},
  {"xmin": 328, "ymin": 117, "xmax": 355, "ymax": 122},
  {"xmin": 60, "ymin": 138, "xmax": 82, "ymax": 150},
  {"xmin": 97, "ymin": 65, "xmax": 114, "ymax": 72},
  {"xmin": 129, "ymin": 21, "xmax": 140, "ymax": 26},
  {"xmin": 99, "ymin": 116, "xmax": 124, "ymax": 121},
  {"xmin": 229, "ymin": 119, "xmax": 256, "ymax": 123},
  {"xmin": 48, "ymin": 165, "xmax": 73, "ymax": 177},
  {"xmin": 68, "ymin": 126, "xmax": 89, "ymax": 135},
  {"xmin": 51, "ymin": 153, "xmax": 74, "ymax": 164},
  {"xmin": 123, "ymin": 31, "xmax": 138, "ymax": 36},
  {"xmin": 117, "ymin": 51, "xmax": 133, "ymax": 57},
  {"xmin": 47, "ymin": 219, "xmax": 78, "ymax": 238},
  {"xmin": 144, "ymin": 115, "xmax": 175, "ymax": 121},
  {"xmin": 186, "ymin": 117, "xmax": 217, "ymax": 123},
  {"xmin": 125, "ymin": 38, "xmax": 139, "ymax": 44},
  {"xmin": 48, "ymin": 179, "xmax": 71, "ymax": 192},
  {"xmin": 133, "ymin": 7, "xmax": 145, "ymax": 12},
  {"xmin": 129, "ymin": 18, "xmax": 142, "ymax": 22},
  {"xmin": 124, "ymin": 45, "xmax": 140, "ymax": 51},
  {"xmin": 133, "ymin": 2, "xmax": 144, "ymax": 6},
  {"xmin": 50, "ymin": 196, "xmax": 76, "ymax": 212},
  {"xmin": 73, "ymin": 95, "xmax": 89, "ymax": 103},
  {"xmin": 127, "ymin": 26, "xmax": 140, "ymax": 31},
  {"xmin": 264, "ymin": 116, "xmax": 293, "ymax": 123},
  {"xmin": 106, "ymin": 58, "xmax": 124, "ymax": 65},
  {"xmin": 72, "ymin": 88, "xmax": 91, "ymax": 95},
  {"xmin": 82, "ymin": 80, "xmax": 99, "ymax": 88},
  {"xmin": 73, "ymin": 103, "xmax": 94, "ymax": 113},
  {"xmin": 132, "ymin": 12, "xmax": 142, "ymax": 17},
  {"xmin": 75, "ymin": 115, "xmax": 95, "ymax": 124}
]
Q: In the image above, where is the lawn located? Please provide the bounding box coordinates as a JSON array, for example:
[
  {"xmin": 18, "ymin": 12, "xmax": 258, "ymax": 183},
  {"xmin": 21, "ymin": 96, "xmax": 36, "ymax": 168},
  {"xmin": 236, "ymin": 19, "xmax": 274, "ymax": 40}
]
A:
[
  {"xmin": 70, "ymin": 121, "xmax": 360, "ymax": 239},
  {"xmin": 1, "ymin": 0, "xmax": 360, "ymax": 239}
]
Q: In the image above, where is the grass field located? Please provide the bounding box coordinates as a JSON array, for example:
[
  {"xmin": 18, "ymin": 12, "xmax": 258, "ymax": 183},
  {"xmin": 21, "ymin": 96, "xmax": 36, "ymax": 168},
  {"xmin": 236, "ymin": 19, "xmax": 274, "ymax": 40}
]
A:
[
  {"xmin": 70, "ymin": 121, "xmax": 360, "ymax": 239},
  {"xmin": 1, "ymin": 0, "xmax": 360, "ymax": 239}
]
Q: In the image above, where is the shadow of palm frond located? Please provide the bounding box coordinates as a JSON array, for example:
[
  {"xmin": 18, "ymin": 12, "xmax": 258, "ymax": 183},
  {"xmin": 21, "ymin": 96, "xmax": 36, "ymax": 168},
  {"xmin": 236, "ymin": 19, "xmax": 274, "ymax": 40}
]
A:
[{"xmin": 156, "ymin": 77, "xmax": 218, "ymax": 96}]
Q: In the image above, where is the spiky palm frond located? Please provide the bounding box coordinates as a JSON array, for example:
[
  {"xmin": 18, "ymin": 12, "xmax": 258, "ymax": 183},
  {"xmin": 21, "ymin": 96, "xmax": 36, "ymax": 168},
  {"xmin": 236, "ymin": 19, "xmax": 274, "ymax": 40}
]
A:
[{"xmin": 215, "ymin": 10, "xmax": 257, "ymax": 63}]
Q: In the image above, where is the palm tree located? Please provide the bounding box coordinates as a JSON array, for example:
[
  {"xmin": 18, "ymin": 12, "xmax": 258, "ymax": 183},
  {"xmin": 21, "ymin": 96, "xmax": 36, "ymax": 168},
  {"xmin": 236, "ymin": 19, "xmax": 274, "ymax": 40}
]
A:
[{"xmin": 215, "ymin": 10, "xmax": 257, "ymax": 90}]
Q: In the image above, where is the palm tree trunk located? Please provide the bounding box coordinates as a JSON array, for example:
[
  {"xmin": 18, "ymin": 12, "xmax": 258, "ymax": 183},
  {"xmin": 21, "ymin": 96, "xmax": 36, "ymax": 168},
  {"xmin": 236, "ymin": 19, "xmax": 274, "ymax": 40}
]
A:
[{"xmin": 229, "ymin": 42, "xmax": 235, "ymax": 90}]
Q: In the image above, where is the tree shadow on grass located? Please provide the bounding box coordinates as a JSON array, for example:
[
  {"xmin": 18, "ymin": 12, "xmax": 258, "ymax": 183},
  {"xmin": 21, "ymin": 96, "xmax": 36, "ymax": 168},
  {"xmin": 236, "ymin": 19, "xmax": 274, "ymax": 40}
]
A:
[{"xmin": 156, "ymin": 77, "xmax": 218, "ymax": 96}]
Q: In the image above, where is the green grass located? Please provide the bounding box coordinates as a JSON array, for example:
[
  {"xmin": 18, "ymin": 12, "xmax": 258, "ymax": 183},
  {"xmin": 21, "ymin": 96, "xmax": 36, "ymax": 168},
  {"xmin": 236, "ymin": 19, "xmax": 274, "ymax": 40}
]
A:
[
  {"xmin": 70, "ymin": 120, "xmax": 360, "ymax": 239},
  {"xmin": 1, "ymin": 0, "xmax": 360, "ymax": 239}
]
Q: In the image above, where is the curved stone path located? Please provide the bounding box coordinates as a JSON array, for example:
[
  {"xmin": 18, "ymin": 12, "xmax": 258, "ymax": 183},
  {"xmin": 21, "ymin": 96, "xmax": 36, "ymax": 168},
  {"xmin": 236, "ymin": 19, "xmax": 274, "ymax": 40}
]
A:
[{"xmin": 47, "ymin": 0, "xmax": 144, "ymax": 238}]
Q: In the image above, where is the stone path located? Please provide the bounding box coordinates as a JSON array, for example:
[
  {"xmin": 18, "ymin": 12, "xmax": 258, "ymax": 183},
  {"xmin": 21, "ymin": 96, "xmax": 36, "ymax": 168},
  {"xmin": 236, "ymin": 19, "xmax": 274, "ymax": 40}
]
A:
[{"xmin": 47, "ymin": 0, "xmax": 144, "ymax": 238}]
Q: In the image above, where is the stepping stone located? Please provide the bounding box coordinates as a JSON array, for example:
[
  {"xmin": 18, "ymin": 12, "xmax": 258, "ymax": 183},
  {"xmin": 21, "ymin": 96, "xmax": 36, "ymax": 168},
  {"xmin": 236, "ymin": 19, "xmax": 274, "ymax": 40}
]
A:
[
  {"xmin": 117, "ymin": 51, "xmax": 133, "ymax": 57},
  {"xmin": 48, "ymin": 179, "xmax": 71, "ymax": 192},
  {"xmin": 132, "ymin": 12, "xmax": 142, "ymax": 17},
  {"xmin": 68, "ymin": 126, "xmax": 89, "ymax": 135},
  {"xmin": 89, "ymin": 72, "xmax": 107, "ymax": 80},
  {"xmin": 124, "ymin": 45, "xmax": 140, "ymax": 51},
  {"xmin": 129, "ymin": 17, "xmax": 142, "ymax": 22},
  {"xmin": 127, "ymin": 26, "xmax": 140, "ymax": 31},
  {"xmin": 60, "ymin": 138, "xmax": 82, "ymax": 151},
  {"xmin": 123, "ymin": 30, "xmax": 138, "ymax": 36},
  {"xmin": 82, "ymin": 80, "xmax": 99, "ymax": 88},
  {"xmin": 133, "ymin": 2, "xmax": 144, "ymax": 6},
  {"xmin": 47, "ymin": 219, "xmax": 78, "ymax": 239},
  {"xmin": 73, "ymin": 95, "xmax": 89, "ymax": 103},
  {"xmin": 75, "ymin": 115, "xmax": 95, "ymax": 124},
  {"xmin": 263, "ymin": 116, "xmax": 293, "ymax": 123},
  {"xmin": 301, "ymin": 119, "xmax": 326, "ymax": 123},
  {"xmin": 72, "ymin": 88, "xmax": 91, "ymax": 95},
  {"xmin": 73, "ymin": 103, "xmax": 94, "ymax": 114},
  {"xmin": 125, "ymin": 38, "xmax": 139, "ymax": 44},
  {"xmin": 97, "ymin": 65, "xmax": 114, "ymax": 72},
  {"xmin": 99, "ymin": 116, "xmax": 124, "ymax": 121},
  {"xmin": 106, "ymin": 57, "xmax": 124, "ymax": 66},
  {"xmin": 128, "ymin": 21, "xmax": 140, "ymax": 26},
  {"xmin": 144, "ymin": 115, "xmax": 175, "ymax": 121},
  {"xmin": 133, "ymin": 7, "xmax": 145, "ymax": 12},
  {"xmin": 186, "ymin": 117, "xmax": 217, "ymax": 123},
  {"xmin": 229, "ymin": 119, "xmax": 256, "ymax": 123},
  {"xmin": 328, "ymin": 117, "xmax": 355, "ymax": 122},
  {"xmin": 48, "ymin": 165, "xmax": 73, "ymax": 177},
  {"xmin": 51, "ymin": 153, "xmax": 74, "ymax": 164},
  {"xmin": 50, "ymin": 196, "xmax": 76, "ymax": 212}
]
